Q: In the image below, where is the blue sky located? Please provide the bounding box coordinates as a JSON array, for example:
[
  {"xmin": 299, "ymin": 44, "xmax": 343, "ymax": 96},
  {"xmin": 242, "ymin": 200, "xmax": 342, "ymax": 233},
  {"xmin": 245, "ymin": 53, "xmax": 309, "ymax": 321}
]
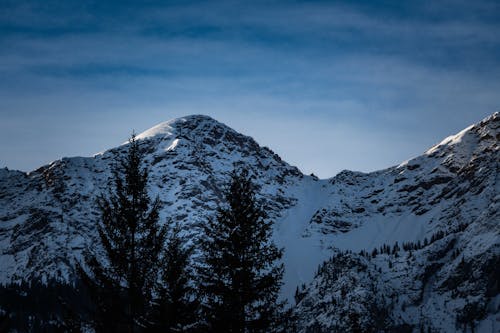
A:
[{"xmin": 1, "ymin": 0, "xmax": 499, "ymax": 177}]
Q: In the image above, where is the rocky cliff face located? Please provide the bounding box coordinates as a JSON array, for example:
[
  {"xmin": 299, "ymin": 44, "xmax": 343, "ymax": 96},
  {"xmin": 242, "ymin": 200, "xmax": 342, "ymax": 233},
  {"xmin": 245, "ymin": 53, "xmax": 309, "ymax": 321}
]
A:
[{"xmin": 1, "ymin": 113, "xmax": 498, "ymax": 332}]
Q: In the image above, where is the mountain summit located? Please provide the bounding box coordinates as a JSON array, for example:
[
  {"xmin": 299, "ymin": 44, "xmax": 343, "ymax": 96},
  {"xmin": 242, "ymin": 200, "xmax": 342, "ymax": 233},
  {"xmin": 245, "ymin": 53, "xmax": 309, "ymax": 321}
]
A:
[
  {"xmin": 0, "ymin": 112, "xmax": 498, "ymax": 332},
  {"xmin": 135, "ymin": 114, "xmax": 222, "ymax": 140}
]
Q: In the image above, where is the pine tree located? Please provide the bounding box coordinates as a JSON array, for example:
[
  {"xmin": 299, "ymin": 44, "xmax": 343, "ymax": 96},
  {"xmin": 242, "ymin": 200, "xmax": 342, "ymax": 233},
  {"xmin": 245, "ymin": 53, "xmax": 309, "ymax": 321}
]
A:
[
  {"xmin": 151, "ymin": 222, "xmax": 199, "ymax": 332},
  {"xmin": 80, "ymin": 134, "xmax": 167, "ymax": 332},
  {"xmin": 200, "ymin": 169, "xmax": 285, "ymax": 333}
]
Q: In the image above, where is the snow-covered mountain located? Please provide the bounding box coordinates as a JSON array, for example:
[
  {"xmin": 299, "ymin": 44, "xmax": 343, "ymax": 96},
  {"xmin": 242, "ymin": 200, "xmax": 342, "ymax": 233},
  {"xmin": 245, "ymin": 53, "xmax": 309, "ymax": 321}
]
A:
[
  {"xmin": 0, "ymin": 113, "xmax": 498, "ymax": 332},
  {"xmin": 292, "ymin": 113, "xmax": 499, "ymax": 332}
]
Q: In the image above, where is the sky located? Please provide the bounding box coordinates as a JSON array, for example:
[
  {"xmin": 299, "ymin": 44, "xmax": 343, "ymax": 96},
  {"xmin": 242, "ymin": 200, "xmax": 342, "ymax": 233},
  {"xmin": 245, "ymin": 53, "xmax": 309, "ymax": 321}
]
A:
[{"xmin": 1, "ymin": 0, "xmax": 499, "ymax": 178}]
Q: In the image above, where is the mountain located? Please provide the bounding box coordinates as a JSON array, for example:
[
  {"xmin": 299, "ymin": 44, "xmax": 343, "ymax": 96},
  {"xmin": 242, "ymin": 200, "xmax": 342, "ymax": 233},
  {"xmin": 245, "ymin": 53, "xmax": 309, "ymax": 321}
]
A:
[
  {"xmin": 0, "ymin": 113, "xmax": 498, "ymax": 332},
  {"xmin": 292, "ymin": 113, "xmax": 499, "ymax": 332}
]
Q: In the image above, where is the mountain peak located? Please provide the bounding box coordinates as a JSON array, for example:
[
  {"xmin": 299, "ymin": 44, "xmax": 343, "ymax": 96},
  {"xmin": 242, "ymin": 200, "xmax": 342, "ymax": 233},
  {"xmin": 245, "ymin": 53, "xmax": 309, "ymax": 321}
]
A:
[
  {"xmin": 425, "ymin": 111, "xmax": 499, "ymax": 156},
  {"xmin": 135, "ymin": 114, "xmax": 219, "ymax": 141}
]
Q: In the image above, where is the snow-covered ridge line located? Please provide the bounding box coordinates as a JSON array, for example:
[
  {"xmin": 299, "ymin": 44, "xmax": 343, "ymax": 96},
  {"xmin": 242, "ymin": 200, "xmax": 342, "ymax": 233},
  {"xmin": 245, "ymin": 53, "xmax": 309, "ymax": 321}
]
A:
[
  {"xmin": 0, "ymin": 112, "xmax": 498, "ymax": 332},
  {"xmin": 135, "ymin": 114, "xmax": 217, "ymax": 140},
  {"xmin": 425, "ymin": 124, "xmax": 475, "ymax": 155}
]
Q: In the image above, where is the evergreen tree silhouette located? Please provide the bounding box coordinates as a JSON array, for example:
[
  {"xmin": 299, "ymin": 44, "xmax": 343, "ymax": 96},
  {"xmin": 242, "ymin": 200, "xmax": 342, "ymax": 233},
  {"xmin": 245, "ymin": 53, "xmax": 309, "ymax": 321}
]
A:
[
  {"xmin": 200, "ymin": 168, "xmax": 285, "ymax": 333},
  {"xmin": 80, "ymin": 134, "xmax": 166, "ymax": 332},
  {"xmin": 151, "ymin": 222, "xmax": 199, "ymax": 332}
]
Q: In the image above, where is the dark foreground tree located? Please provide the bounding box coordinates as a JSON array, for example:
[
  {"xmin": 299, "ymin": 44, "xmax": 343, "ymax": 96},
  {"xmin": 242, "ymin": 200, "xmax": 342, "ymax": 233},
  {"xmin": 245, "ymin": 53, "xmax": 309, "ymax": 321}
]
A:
[
  {"xmin": 200, "ymin": 168, "xmax": 285, "ymax": 333},
  {"xmin": 80, "ymin": 134, "xmax": 166, "ymax": 332},
  {"xmin": 151, "ymin": 222, "xmax": 199, "ymax": 332}
]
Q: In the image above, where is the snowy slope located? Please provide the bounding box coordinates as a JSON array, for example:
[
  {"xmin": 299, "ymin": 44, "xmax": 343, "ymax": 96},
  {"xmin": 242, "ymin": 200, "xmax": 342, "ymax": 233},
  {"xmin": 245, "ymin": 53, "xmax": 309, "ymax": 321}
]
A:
[
  {"xmin": 290, "ymin": 112, "xmax": 499, "ymax": 332},
  {"xmin": 278, "ymin": 112, "xmax": 499, "ymax": 306},
  {"xmin": 0, "ymin": 112, "xmax": 498, "ymax": 332}
]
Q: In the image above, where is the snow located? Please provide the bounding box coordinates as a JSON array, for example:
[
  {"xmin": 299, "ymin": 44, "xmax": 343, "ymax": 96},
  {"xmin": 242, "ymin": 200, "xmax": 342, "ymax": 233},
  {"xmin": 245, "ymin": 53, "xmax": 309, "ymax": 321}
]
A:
[
  {"xmin": 425, "ymin": 124, "xmax": 474, "ymax": 155},
  {"xmin": 135, "ymin": 120, "xmax": 175, "ymax": 140},
  {"xmin": 0, "ymin": 112, "xmax": 498, "ymax": 331},
  {"xmin": 166, "ymin": 138, "xmax": 180, "ymax": 151},
  {"xmin": 135, "ymin": 115, "xmax": 215, "ymax": 141},
  {"xmin": 274, "ymin": 178, "xmax": 332, "ymax": 303}
]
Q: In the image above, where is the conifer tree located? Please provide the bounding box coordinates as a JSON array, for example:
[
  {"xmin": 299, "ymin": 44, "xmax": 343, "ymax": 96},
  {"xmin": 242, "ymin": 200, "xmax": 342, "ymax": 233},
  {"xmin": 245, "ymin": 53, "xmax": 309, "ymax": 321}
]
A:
[
  {"xmin": 151, "ymin": 222, "xmax": 199, "ymax": 332},
  {"xmin": 200, "ymin": 168, "xmax": 285, "ymax": 333},
  {"xmin": 81, "ymin": 134, "xmax": 166, "ymax": 332}
]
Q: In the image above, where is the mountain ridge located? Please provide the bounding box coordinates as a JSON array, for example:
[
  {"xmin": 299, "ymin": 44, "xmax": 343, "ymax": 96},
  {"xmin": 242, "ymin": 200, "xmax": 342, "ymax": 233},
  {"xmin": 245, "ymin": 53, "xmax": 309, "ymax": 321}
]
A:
[{"xmin": 0, "ymin": 112, "xmax": 498, "ymax": 332}]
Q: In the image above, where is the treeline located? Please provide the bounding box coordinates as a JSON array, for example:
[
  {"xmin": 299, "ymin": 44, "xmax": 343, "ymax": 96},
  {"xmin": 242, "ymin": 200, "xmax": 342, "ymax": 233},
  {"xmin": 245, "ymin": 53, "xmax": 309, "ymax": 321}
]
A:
[
  {"xmin": 0, "ymin": 135, "xmax": 288, "ymax": 333},
  {"xmin": 0, "ymin": 279, "xmax": 90, "ymax": 332},
  {"xmin": 301, "ymin": 221, "xmax": 471, "ymax": 301},
  {"xmin": 303, "ymin": 220, "xmax": 470, "ymax": 286},
  {"xmin": 357, "ymin": 222, "xmax": 469, "ymax": 259}
]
